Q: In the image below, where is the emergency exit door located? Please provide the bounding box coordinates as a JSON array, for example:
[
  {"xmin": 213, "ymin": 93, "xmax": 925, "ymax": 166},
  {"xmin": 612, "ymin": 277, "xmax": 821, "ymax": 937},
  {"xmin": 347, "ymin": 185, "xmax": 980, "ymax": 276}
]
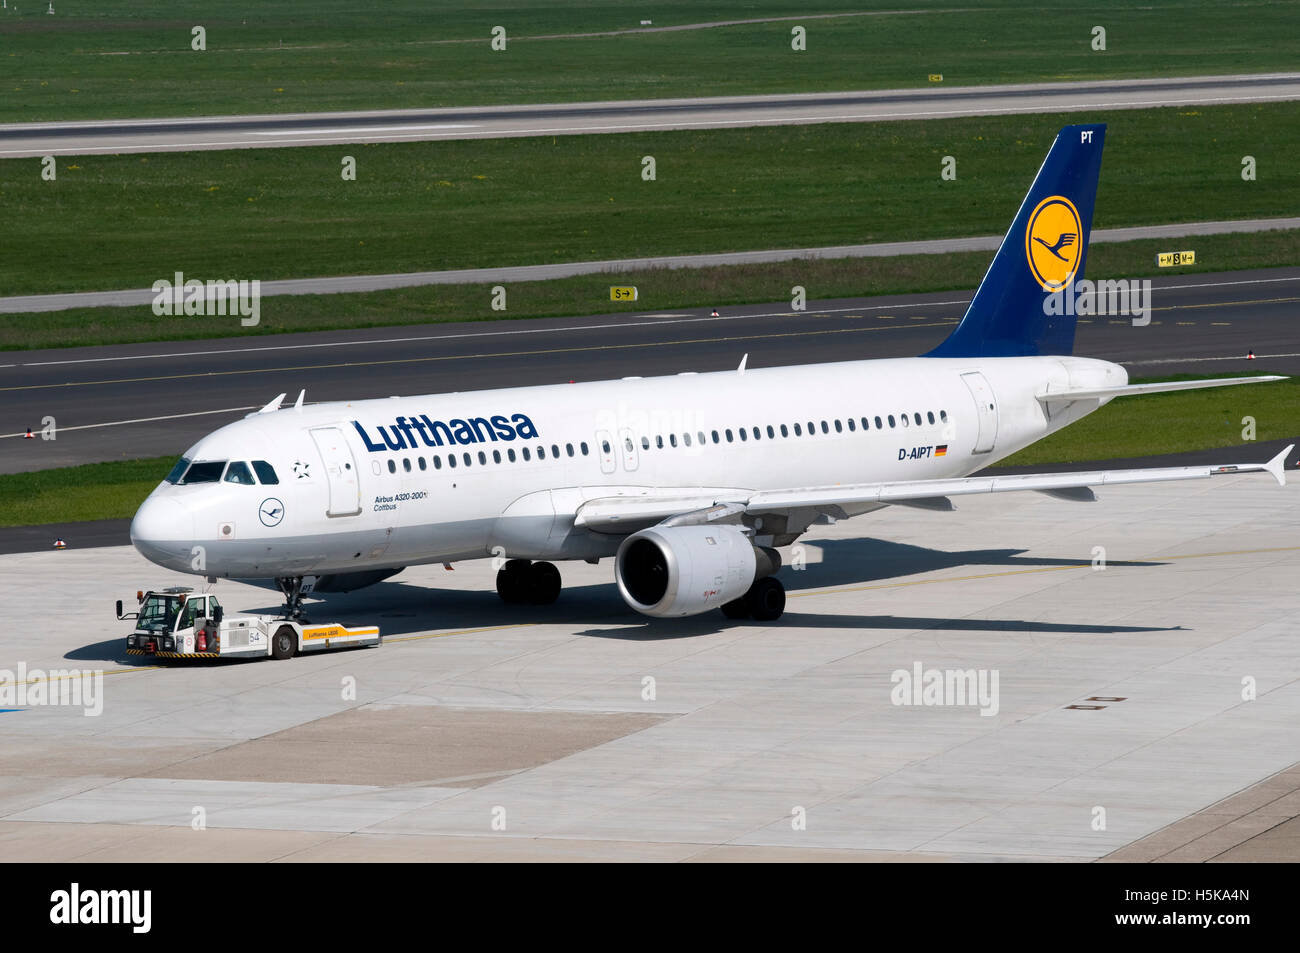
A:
[{"xmin": 310, "ymin": 426, "xmax": 362, "ymax": 516}]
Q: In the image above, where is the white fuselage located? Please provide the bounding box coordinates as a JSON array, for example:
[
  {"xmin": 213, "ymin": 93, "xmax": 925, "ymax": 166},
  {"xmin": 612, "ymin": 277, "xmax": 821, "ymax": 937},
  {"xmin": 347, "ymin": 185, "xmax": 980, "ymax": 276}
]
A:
[{"xmin": 130, "ymin": 354, "xmax": 1125, "ymax": 578}]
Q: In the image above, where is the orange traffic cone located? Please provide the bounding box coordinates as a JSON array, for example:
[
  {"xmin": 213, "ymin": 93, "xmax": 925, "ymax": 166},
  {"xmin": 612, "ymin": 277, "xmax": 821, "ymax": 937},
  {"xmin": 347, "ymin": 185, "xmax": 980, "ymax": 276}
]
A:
[
  {"xmin": 1247, "ymin": 350, "xmax": 1256, "ymax": 360},
  {"xmin": 710, "ymin": 308, "xmax": 719, "ymax": 317},
  {"xmin": 24, "ymin": 428, "xmax": 34, "ymax": 439},
  {"xmin": 53, "ymin": 538, "xmax": 66, "ymax": 549}
]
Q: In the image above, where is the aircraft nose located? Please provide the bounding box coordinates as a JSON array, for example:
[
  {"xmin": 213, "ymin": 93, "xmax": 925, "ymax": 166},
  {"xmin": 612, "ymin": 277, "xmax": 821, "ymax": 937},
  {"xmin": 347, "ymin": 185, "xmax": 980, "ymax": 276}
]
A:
[{"xmin": 130, "ymin": 497, "xmax": 195, "ymax": 570}]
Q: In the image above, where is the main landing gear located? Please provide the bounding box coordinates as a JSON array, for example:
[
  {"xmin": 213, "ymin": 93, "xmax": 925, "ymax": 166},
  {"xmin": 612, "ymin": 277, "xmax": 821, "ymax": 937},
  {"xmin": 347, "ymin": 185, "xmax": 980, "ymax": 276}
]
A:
[
  {"xmin": 496, "ymin": 559, "xmax": 562, "ymax": 606},
  {"xmin": 720, "ymin": 576, "xmax": 786, "ymax": 622}
]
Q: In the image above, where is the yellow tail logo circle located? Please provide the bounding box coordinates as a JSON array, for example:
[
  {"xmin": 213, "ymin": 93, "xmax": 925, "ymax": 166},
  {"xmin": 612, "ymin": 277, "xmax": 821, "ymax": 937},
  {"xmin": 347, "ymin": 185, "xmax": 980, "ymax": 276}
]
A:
[{"xmin": 1025, "ymin": 195, "xmax": 1082, "ymax": 291}]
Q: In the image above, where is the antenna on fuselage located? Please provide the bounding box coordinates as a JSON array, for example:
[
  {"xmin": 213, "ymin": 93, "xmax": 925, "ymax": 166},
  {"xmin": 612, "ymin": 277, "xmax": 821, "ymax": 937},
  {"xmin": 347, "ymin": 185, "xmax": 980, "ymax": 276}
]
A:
[{"xmin": 257, "ymin": 393, "xmax": 287, "ymax": 414}]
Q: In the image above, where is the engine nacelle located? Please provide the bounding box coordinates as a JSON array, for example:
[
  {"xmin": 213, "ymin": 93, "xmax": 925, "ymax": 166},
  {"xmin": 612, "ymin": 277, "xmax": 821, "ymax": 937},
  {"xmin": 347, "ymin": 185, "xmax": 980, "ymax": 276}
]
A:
[{"xmin": 616, "ymin": 525, "xmax": 775, "ymax": 618}]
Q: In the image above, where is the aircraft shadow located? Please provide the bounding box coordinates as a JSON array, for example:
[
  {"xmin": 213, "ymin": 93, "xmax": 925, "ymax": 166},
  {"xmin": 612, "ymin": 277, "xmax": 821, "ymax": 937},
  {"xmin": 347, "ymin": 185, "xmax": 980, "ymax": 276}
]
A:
[{"xmin": 784, "ymin": 538, "xmax": 1161, "ymax": 590}]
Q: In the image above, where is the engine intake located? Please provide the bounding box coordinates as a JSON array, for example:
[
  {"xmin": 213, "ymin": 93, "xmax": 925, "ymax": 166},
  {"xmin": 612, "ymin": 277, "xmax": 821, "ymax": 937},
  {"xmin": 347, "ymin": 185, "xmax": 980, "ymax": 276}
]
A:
[{"xmin": 615, "ymin": 525, "xmax": 776, "ymax": 618}]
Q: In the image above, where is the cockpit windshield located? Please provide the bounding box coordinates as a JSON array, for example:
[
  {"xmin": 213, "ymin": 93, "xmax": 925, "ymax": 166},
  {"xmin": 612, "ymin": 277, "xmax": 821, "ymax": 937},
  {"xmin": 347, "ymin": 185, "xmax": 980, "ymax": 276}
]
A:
[
  {"xmin": 223, "ymin": 461, "xmax": 256, "ymax": 485},
  {"xmin": 252, "ymin": 460, "xmax": 279, "ymax": 484},
  {"xmin": 164, "ymin": 457, "xmax": 190, "ymax": 484},
  {"xmin": 178, "ymin": 461, "xmax": 227, "ymax": 484}
]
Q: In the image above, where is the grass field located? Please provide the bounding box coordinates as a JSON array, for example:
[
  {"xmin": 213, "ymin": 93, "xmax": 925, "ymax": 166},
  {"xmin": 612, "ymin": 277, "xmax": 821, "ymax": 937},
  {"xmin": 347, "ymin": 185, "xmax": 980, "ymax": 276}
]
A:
[
  {"xmin": 3, "ymin": 1, "xmax": 1297, "ymax": 122},
  {"xmin": 2, "ymin": 375, "xmax": 1293, "ymax": 527},
  {"xmin": 2, "ymin": 102, "xmax": 1297, "ymax": 299},
  {"xmin": 2, "ymin": 227, "xmax": 1297, "ymax": 352}
]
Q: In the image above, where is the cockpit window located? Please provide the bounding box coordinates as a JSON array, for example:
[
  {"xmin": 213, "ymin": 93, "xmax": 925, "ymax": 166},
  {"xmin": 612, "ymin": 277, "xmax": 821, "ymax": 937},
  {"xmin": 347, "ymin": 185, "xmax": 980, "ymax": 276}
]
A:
[
  {"xmin": 164, "ymin": 457, "xmax": 191, "ymax": 485},
  {"xmin": 179, "ymin": 461, "xmax": 226, "ymax": 484},
  {"xmin": 223, "ymin": 461, "xmax": 256, "ymax": 485},
  {"xmin": 252, "ymin": 460, "xmax": 279, "ymax": 485}
]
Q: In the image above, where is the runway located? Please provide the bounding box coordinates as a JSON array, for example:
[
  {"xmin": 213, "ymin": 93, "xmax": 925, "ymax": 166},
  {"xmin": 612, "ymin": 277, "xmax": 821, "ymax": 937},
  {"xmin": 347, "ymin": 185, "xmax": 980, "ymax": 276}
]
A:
[
  {"xmin": 2, "ymin": 474, "xmax": 1297, "ymax": 860},
  {"xmin": 3, "ymin": 73, "xmax": 1298, "ymax": 157},
  {"xmin": 2, "ymin": 267, "xmax": 1297, "ymax": 477}
]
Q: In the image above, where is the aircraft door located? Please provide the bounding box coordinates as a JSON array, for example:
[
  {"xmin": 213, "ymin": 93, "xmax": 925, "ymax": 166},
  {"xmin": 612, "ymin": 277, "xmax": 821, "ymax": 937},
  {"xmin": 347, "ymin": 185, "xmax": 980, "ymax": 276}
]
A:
[
  {"xmin": 310, "ymin": 426, "xmax": 363, "ymax": 516},
  {"xmin": 618, "ymin": 427, "xmax": 639, "ymax": 472},
  {"xmin": 596, "ymin": 430, "xmax": 617, "ymax": 474},
  {"xmin": 960, "ymin": 371, "xmax": 999, "ymax": 454}
]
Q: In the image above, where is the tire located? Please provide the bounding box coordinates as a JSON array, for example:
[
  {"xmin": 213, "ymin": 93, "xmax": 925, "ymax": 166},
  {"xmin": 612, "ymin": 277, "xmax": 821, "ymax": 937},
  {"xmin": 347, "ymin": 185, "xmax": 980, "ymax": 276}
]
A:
[
  {"xmin": 496, "ymin": 559, "xmax": 531, "ymax": 604},
  {"xmin": 720, "ymin": 598, "xmax": 750, "ymax": 620},
  {"xmin": 271, "ymin": 625, "xmax": 297, "ymax": 660},
  {"xmin": 745, "ymin": 577, "xmax": 786, "ymax": 622},
  {"xmin": 528, "ymin": 561, "xmax": 562, "ymax": 605}
]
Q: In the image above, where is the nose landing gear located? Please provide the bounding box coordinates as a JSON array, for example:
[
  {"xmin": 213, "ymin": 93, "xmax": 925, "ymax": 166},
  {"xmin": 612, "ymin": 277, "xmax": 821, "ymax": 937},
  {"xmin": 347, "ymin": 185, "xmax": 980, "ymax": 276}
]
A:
[
  {"xmin": 275, "ymin": 575, "xmax": 312, "ymax": 620},
  {"xmin": 495, "ymin": 559, "xmax": 562, "ymax": 606}
]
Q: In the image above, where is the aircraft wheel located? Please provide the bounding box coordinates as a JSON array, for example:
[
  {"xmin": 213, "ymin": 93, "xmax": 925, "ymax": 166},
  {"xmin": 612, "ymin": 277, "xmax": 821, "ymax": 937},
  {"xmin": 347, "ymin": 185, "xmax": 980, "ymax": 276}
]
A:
[
  {"xmin": 528, "ymin": 561, "xmax": 562, "ymax": 605},
  {"xmin": 495, "ymin": 559, "xmax": 532, "ymax": 604},
  {"xmin": 720, "ymin": 598, "xmax": 750, "ymax": 620},
  {"xmin": 745, "ymin": 577, "xmax": 786, "ymax": 622}
]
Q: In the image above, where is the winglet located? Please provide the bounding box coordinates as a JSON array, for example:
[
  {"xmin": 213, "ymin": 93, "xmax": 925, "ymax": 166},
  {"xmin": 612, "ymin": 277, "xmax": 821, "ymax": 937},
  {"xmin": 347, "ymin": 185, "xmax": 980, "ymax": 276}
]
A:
[
  {"xmin": 1265, "ymin": 443, "xmax": 1293, "ymax": 486},
  {"xmin": 258, "ymin": 393, "xmax": 287, "ymax": 414},
  {"xmin": 737, "ymin": 353, "xmax": 748, "ymax": 376},
  {"xmin": 293, "ymin": 389, "xmax": 305, "ymax": 412}
]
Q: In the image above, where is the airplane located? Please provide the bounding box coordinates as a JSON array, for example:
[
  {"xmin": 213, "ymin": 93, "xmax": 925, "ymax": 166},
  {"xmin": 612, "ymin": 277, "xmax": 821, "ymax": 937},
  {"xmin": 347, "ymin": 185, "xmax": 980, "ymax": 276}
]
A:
[{"xmin": 130, "ymin": 123, "xmax": 1291, "ymax": 623}]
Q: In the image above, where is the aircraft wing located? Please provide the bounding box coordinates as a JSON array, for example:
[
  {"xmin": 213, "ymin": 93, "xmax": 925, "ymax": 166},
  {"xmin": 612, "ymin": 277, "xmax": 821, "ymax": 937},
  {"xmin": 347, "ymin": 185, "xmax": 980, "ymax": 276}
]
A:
[
  {"xmin": 573, "ymin": 444, "xmax": 1292, "ymax": 534},
  {"xmin": 1037, "ymin": 375, "xmax": 1286, "ymax": 402}
]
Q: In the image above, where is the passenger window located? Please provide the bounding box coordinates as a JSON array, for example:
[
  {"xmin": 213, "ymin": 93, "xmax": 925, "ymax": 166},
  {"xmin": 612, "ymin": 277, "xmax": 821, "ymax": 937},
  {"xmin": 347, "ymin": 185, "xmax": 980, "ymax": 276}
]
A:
[
  {"xmin": 252, "ymin": 460, "xmax": 279, "ymax": 485},
  {"xmin": 698, "ymin": 431, "xmax": 706, "ymax": 445},
  {"xmin": 847, "ymin": 418, "xmax": 856, "ymax": 432},
  {"xmin": 434, "ymin": 456, "xmax": 442, "ymax": 470},
  {"xmin": 751, "ymin": 427, "xmax": 760, "ymax": 440},
  {"xmin": 914, "ymin": 413, "xmax": 922, "ymax": 426},
  {"xmin": 712, "ymin": 430, "xmax": 720, "ymax": 443},
  {"xmin": 875, "ymin": 416, "xmax": 883, "ymax": 429},
  {"xmin": 478, "ymin": 451, "xmax": 487, "ymax": 465},
  {"xmin": 901, "ymin": 414, "xmax": 909, "ymax": 428},
  {"xmin": 522, "ymin": 448, "xmax": 530, "ymax": 461},
  {"xmin": 683, "ymin": 433, "xmax": 692, "ymax": 447},
  {"xmin": 581, "ymin": 442, "xmax": 589, "ymax": 455},
  {"xmin": 820, "ymin": 421, "xmax": 829, "ymax": 434},
  {"xmin": 794, "ymin": 423, "xmax": 802, "ymax": 436},
  {"xmin": 780, "ymin": 424, "xmax": 788, "ymax": 437},
  {"xmin": 463, "ymin": 453, "xmax": 471, "ymax": 466},
  {"xmin": 567, "ymin": 443, "xmax": 575, "ymax": 457},
  {"xmin": 403, "ymin": 458, "xmax": 412, "ymax": 472},
  {"xmin": 601, "ymin": 440, "xmax": 611, "ymax": 454},
  {"xmin": 739, "ymin": 428, "xmax": 747, "ymax": 442},
  {"xmin": 766, "ymin": 425, "xmax": 775, "ymax": 439},
  {"xmin": 888, "ymin": 415, "xmax": 896, "ymax": 428},
  {"xmin": 725, "ymin": 429, "xmax": 734, "ymax": 442},
  {"xmin": 808, "ymin": 421, "xmax": 815, "ymax": 434},
  {"xmin": 927, "ymin": 411, "xmax": 935, "ymax": 425},
  {"xmin": 493, "ymin": 450, "xmax": 501, "ymax": 464},
  {"xmin": 834, "ymin": 420, "xmax": 843, "ymax": 433},
  {"xmin": 508, "ymin": 448, "xmax": 517, "ymax": 462},
  {"xmin": 418, "ymin": 457, "xmax": 427, "ymax": 471},
  {"xmin": 387, "ymin": 460, "xmax": 397, "ymax": 473},
  {"xmin": 940, "ymin": 410, "xmax": 948, "ymax": 422},
  {"xmin": 861, "ymin": 417, "xmax": 870, "ymax": 430},
  {"xmin": 448, "ymin": 455, "xmax": 457, "ymax": 469},
  {"xmin": 623, "ymin": 439, "xmax": 632, "ymax": 453},
  {"xmin": 223, "ymin": 461, "xmax": 255, "ymax": 485},
  {"xmin": 539, "ymin": 446, "xmax": 547, "ymax": 459},
  {"xmin": 641, "ymin": 436, "xmax": 650, "ymax": 450},
  {"xmin": 656, "ymin": 435, "xmax": 664, "ymax": 449},
  {"xmin": 552, "ymin": 444, "xmax": 560, "ymax": 458},
  {"xmin": 669, "ymin": 434, "xmax": 677, "ymax": 448}
]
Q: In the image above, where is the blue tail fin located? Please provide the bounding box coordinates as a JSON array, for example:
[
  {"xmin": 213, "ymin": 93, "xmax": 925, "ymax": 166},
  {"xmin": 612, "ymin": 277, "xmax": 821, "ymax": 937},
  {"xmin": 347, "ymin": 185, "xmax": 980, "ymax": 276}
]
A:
[{"xmin": 925, "ymin": 123, "xmax": 1106, "ymax": 358}]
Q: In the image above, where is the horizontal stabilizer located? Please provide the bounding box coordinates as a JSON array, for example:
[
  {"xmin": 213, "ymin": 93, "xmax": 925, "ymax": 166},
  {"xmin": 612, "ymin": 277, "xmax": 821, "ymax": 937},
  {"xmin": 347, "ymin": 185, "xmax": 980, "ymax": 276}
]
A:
[{"xmin": 1038, "ymin": 375, "xmax": 1286, "ymax": 402}]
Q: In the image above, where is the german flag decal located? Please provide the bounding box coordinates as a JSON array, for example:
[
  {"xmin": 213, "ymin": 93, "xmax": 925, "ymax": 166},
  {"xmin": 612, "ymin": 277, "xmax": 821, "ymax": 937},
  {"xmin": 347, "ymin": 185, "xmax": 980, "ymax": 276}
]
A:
[{"xmin": 935, "ymin": 445, "xmax": 948, "ymax": 457}]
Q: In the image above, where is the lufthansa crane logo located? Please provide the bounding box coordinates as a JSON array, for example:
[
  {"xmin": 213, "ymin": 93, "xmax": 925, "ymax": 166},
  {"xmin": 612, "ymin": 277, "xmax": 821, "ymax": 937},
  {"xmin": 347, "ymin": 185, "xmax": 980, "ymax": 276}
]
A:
[
  {"xmin": 259, "ymin": 498, "xmax": 285, "ymax": 528},
  {"xmin": 1025, "ymin": 195, "xmax": 1082, "ymax": 291}
]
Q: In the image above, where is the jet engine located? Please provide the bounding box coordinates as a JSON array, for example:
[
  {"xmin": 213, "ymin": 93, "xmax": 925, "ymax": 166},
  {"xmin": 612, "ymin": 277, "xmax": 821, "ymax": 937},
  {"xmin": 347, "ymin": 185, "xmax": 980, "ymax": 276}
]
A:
[{"xmin": 615, "ymin": 525, "xmax": 780, "ymax": 618}]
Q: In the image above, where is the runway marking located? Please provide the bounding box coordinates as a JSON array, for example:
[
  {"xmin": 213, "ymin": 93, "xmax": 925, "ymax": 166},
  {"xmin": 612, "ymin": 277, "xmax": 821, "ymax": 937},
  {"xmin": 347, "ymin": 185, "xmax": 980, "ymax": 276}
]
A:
[
  {"xmin": 4, "ymin": 664, "xmax": 163, "ymax": 686},
  {"xmin": 9, "ymin": 274, "xmax": 1296, "ymax": 370},
  {"xmin": 11, "ymin": 300, "xmax": 966, "ymax": 368},
  {"xmin": 0, "ymin": 405, "xmax": 258, "ymax": 440},
  {"xmin": 0, "ymin": 322, "xmax": 957, "ymax": 394},
  {"xmin": 1125, "ymin": 352, "xmax": 1300, "ymax": 366},
  {"xmin": 385, "ymin": 622, "xmax": 540, "ymax": 644}
]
